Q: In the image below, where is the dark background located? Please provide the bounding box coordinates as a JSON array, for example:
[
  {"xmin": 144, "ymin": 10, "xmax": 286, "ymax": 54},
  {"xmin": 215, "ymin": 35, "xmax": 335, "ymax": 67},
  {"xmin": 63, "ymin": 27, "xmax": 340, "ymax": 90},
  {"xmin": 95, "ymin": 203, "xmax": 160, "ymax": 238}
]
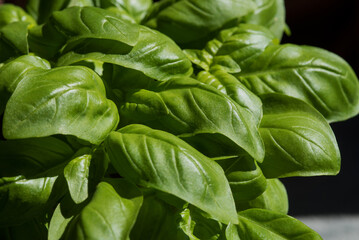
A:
[
  {"xmin": 281, "ymin": 0, "xmax": 359, "ymax": 216},
  {"xmin": 1, "ymin": 0, "xmax": 359, "ymax": 216}
]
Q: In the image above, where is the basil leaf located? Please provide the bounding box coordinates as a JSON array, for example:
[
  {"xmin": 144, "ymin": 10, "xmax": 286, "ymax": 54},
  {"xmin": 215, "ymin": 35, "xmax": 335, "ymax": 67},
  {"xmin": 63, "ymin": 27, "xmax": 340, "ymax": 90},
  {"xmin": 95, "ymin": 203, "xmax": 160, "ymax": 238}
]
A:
[
  {"xmin": 118, "ymin": 77, "xmax": 264, "ymax": 160},
  {"xmin": 144, "ymin": 0, "xmax": 256, "ymax": 46},
  {"xmin": 64, "ymin": 148, "xmax": 92, "ymax": 204},
  {"xmin": 0, "ymin": 22, "xmax": 31, "ymax": 63},
  {"xmin": 184, "ymin": 24, "xmax": 275, "ymax": 72},
  {"xmin": 64, "ymin": 146, "xmax": 109, "ymax": 204},
  {"xmin": 0, "ymin": 176, "xmax": 62, "ymax": 226},
  {"xmin": 216, "ymin": 156, "xmax": 267, "ymax": 202},
  {"xmin": 131, "ymin": 195, "xmax": 187, "ymax": 240},
  {"xmin": 232, "ymin": 209, "xmax": 322, "ymax": 239},
  {"xmin": 236, "ymin": 179, "xmax": 288, "ymax": 214},
  {"xmin": 97, "ymin": 0, "xmax": 152, "ymax": 23},
  {"xmin": 245, "ymin": 0, "xmax": 286, "ymax": 40},
  {"xmin": 28, "ymin": 7, "xmax": 193, "ymax": 80},
  {"xmin": 0, "ymin": 4, "xmax": 36, "ymax": 27},
  {"xmin": 3, "ymin": 66, "xmax": 119, "ymax": 144},
  {"xmin": 238, "ymin": 44, "xmax": 359, "ymax": 122},
  {"xmin": 67, "ymin": 0, "xmax": 95, "ymax": 7},
  {"xmin": 0, "ymin": 55, "xmax": 50, "ymax": 115},
  {"xmin": 0, "ymin": 137, "xmax": 73, "ymax": 226},
  {"xmin": 197, "ymin": 69, "xmax": 263, "ymax": 127},
  {"xmin": 105, "ymin": 124, "xmax": 238, "ymax": 224},
  {"xmin": 26, "ymin": 0, "xmax": 71, "ymax": 24},
  {"xmin": 180, "ymin": 207, "xmax": 223, "ymax": 240},
  {"xmin": 63, "ymin": 179, "xmax": 143, "ymax": 240},
  {"xmin": 48, "ymin": 204, "xmax": 74, "ymax": 240},
  {"xmin": 259, "ymin": 94, "xmax": 340, "ymax": 178}
]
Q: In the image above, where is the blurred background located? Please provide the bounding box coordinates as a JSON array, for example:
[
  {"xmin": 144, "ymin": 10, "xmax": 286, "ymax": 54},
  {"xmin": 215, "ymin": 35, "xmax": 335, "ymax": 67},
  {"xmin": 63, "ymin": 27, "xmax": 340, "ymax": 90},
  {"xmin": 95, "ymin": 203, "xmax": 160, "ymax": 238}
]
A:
[{"xmin": 1, "ymin": 0, "xmax": 358, "ymax": 216}]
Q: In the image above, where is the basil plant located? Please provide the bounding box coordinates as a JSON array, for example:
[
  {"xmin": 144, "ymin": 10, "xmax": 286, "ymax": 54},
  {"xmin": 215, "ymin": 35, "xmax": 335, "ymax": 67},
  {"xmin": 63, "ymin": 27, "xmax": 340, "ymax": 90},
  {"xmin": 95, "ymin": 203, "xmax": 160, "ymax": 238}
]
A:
[{"xmin": 1, "ymin": 1, "xmax": 358, "ymax": 239}]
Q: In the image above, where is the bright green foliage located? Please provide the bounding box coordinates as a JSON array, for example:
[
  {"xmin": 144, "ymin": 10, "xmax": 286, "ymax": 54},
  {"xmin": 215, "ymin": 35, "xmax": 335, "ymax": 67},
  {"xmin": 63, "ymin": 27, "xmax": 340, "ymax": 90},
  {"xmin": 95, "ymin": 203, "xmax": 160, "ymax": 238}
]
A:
[
  {"xmin": 105, "ymin": 124, "xmax": 238, "ymax": 224},
  {"xmin": 0, "ymin": 0, "xmax": 358, "ymax": 239}
]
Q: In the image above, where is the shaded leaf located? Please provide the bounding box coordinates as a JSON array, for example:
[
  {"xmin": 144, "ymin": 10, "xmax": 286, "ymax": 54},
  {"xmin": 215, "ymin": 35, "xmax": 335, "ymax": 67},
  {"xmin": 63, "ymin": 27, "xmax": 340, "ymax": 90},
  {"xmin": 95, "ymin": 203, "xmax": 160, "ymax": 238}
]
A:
[{"xmin": 236, "ymin": 179, "xmax": 288, "ymax": 214}]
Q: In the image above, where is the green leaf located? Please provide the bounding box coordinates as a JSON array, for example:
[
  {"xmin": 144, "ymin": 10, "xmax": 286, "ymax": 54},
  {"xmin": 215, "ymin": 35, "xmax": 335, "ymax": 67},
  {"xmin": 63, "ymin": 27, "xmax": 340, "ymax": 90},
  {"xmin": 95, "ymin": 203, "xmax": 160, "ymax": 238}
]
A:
[
  {"xmin": 131, "ymin": 195, "xmax": 187, "ymax": 240},
  {"xmin": 233, "ymin": 209, "xmax": 322, "ymax": 239},
  {"xmin": 64, "ymin": 148, "xmax": 92, "ymax": 204},
  {"xmin": 259, "ymin": 94, "xmax": 340, "ymax": 178},
  {"xmin": 197, "ymin": 69, "xmax": 263, "ymax": 127},
  {"xmin": 63, "ymin": 179, "xmax": 143, "ymax": 240},
  {"xmin": 216, "ymin": 156, "xmax": 267, "ymax": 202},
  {"xmin": 236, "ymin": 179, "xmax": 288, "ymax": 214},
  {"xmin": 0, "ymin": 137, "xmax": 73, "ymax": 226},
  {"xmin": 0, "ymin": 4, "xmax": 36, "ymax": 28},
  {"xmin": 67, "ymin": 0, "xmax": 95, "ymax": 7},
  {"xmin": 184, "ymin": 24, "xmax": 275, "ymax": 72},
  {"xmin": 105, "ymin": 124, "xmax": 238, "ymax": 224},
  {"xmin": 63, "ymin": 146, "xmax": 109, "ymax": 204},
  {"xmin": 144, "ymin": 0, "xmax": 256, "ymax": 46},
  {"xmin": 1, "ymin": 22, "xmax": 30, "ymax": 55},
  {"xmin": 0, "ymin": 55, "xmax": 50, "ymax": 93},
  {"xmin": 3, "ymin": 66, "xmax": 119, "ymax": 144},
  {"xmin": 0, "ymin": 55, "xmax": 50, "ymax": 115},
  {"xmin": 0, "ymin": 22, "xmax": 31, "ymax": 63},
  {"xmin": 28, "ymin": 7, "xmax": 193, "ymax": 80},
  {"xmin": 117, "ymin": 77, "xmax": 264, "ymax": 160},
  {"xmin": 237, "ymin": 44, "xmax": 359, "ymax": 122},
  {"xmin": 48, "ymin": 204, "xmax": 74, "ymax": 240},
  {"xmin": 245, "ymin": 0, "xmax": 286, "ymax": 39},
  {"xmin": 26, "ymin": 0, "xmax": 71, "ymax": 24},
  {"xmin": 180, "ymin": 206, "xmax": 223, "ymax": 240},
  {"xmin": 97, "ymin": 0, "xmax": 152, "ymax": 23}
]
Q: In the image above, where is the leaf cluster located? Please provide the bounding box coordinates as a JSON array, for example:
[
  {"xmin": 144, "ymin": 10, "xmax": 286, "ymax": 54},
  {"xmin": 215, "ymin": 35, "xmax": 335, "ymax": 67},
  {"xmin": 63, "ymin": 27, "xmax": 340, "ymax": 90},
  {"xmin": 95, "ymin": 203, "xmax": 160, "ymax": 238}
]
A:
[{"xmin": 0, "ymin": 0, "xmax": 358, "ymax": 239}]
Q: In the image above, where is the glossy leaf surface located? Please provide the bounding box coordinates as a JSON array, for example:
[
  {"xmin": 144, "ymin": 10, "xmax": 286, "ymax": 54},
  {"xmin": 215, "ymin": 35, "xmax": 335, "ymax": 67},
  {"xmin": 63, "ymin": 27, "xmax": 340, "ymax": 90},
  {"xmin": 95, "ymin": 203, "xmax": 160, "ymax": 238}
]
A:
[
  {"xmin": 238, "ymin": 44, "xmax": 359, "ymax": 122},
  {"xmin": 197, "ymin": 70, "xmax": 263, "ymax": 127},
  {"xmin": 3, "ymin": 66, "xmax": 119, "ymax": 144},
  {"xmin": 144, "ymin": 0, "xmax": 256, "ymax": 46},
  {"xmin": 0, "ymin": 4, "xmax": 36, "ymax": 27},
  {"xmin": 105, "ymin": 124, "xmax": 238, "ymax": 224},
  {"xmin": 259, "ymin": 94, "xmax": 340, "ymax": 178},
  {"xmin": 64, "ymin": 148, "xmax": 92, "ymax": 204},
  {"xmin": 97, "ymin": 0, "xmax": 152, "ymax": 23},
  {"xmin": 232, "ymin": 209, "xmax": 322, "ymax": 239},
  {"xmin": 28, "ymin": 7, "xmax": 193, "ymax": 81},
  {"xmin": 245, "ymin": 0, "xmax": 286, "ymax": 39},
  {"xmin": 0, "ymin": 55, "xmax": 50, "ymax": 115},
  {"xmin": 64, "ymin": 179, "xmax": 143, "ymax": 240},
  {"xmin": 117, "ymin": 77, "xmax": 264, "ymax": 160},
  {"xmin": 184, "ymin": 24, "xmax": 275, "ymax": 72}
]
